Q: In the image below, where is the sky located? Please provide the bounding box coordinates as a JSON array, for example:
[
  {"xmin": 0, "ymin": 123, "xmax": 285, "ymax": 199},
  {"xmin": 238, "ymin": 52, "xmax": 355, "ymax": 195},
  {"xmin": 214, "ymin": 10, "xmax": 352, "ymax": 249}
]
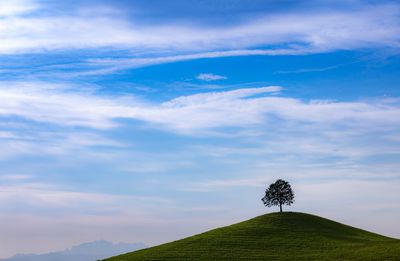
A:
[{"xmin": 0, "ymin": 0, "xmax": 400, "ymax": 258}]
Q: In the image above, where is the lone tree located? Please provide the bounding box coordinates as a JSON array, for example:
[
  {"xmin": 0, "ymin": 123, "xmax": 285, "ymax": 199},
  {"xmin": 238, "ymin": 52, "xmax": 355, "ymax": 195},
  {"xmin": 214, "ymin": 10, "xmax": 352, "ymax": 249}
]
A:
[{"xmin": 261, "ymin": 179, "xmax": 294, "ymax": 212}]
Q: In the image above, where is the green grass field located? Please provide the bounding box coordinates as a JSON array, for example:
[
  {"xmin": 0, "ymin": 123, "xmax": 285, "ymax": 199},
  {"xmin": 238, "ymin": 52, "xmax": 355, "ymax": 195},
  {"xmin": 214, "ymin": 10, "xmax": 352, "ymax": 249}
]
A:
[{"xmin": 105, "ymin": 212, "xmax": 400, "ymax": 260}]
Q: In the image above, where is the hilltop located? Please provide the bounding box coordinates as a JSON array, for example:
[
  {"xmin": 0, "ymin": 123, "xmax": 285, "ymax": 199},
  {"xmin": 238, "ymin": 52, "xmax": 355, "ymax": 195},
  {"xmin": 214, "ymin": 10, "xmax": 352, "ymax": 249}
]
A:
[{"xmin": 105, "ymin": 212, "xmax": 400, "ymax": 261}]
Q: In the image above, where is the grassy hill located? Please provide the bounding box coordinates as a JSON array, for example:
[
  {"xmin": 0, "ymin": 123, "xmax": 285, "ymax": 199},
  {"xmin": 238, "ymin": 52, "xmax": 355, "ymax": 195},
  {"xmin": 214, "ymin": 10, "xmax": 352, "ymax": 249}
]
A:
[{"xmin": 104, "ymin": 212, "xmax": 400, "ymax": 261}]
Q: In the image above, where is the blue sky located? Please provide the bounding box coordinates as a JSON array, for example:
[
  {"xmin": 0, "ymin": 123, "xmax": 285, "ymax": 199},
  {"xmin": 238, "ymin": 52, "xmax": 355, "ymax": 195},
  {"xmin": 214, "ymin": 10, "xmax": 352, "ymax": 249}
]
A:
[{"xmin": 1, "ymin": 0, "xmax": 400, "ymax": 257}]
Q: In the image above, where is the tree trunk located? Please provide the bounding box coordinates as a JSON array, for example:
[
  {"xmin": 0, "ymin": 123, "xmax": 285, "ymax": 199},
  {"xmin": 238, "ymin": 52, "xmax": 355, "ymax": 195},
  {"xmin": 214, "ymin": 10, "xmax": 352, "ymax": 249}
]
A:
[{"xmin": 279, "ymin": 203, "xmax": 282, "ymax": 213}]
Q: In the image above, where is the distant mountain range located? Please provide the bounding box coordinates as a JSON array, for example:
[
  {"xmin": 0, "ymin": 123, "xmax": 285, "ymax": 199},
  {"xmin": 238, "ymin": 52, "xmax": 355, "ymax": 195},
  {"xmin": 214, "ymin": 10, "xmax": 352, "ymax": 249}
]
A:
[{"xmin": 1, "ymin": 240, "xmax": 146, "ymax": 261}]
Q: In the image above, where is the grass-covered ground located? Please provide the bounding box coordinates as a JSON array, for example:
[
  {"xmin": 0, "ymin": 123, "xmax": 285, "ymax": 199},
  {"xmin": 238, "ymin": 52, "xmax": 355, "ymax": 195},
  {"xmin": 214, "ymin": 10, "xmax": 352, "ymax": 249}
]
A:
[{"xmin": 105, "ymin": 212, "xmax": 400, "ymax": 260}]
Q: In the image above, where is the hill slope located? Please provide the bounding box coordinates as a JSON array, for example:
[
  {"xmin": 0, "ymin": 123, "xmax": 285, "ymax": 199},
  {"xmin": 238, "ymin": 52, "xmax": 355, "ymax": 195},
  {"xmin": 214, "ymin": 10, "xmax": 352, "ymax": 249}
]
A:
[{"xmin": 105, "ymin": 212, "xmax": 400, "ymax": 261}]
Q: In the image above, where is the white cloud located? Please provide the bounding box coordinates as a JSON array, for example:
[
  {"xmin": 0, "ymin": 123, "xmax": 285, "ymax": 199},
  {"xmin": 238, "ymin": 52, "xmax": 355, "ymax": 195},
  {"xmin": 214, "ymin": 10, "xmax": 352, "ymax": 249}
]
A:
[
  {"xmin": 0, "ymin": 0, "xmax": 39, "ymax": 17},
  {"xmin": 196, "ymin": 73, "xmax": 227, "ymax": 81},
  {"xmin": 0, "ymin": 182, "xmax": 170, "ymax": 209},
  {"xmin": 0, "ymin": 83, "xmax": 282, "ymax": 132},
  {"xmin": 0, "ymin": 131, "xmax": 18, "ymax": 139},
  {"xmin": 0, "ymin": 174, "xmax": 33, "ymax": 181},
  {"xmin": 274, "ymin": 65, "xmax": 340, "ymax": 74},
  {"xmin": 1, "ymin": 82, "xmax": 399, "ymax": 135},
  {"xmin": 0, "ymin": 2, "xmax": 398, "ymax": 55},
  {"xmin": 0, "ymin": 82, "xmax": 138, "ymax": 129},
  {"xmin": 82, "ymin": 49, "xmax": 304, "ymax": 76}
]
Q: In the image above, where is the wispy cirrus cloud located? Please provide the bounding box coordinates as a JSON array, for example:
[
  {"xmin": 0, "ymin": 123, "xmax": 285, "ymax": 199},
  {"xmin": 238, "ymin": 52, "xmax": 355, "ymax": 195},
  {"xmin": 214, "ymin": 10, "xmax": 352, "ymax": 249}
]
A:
[
  {"xmin": 1, "ymin": 82, "xmax": 399, "ymax": 134},
  {"xmin": 80, "ymin": 49, "xmax": 306, "ymax": 76},
  {"xmin": 1, "ymin": 1, "xmax": 398, "ymax": 79},
  {"xmin": 0, "ymin": 83, "xmax": 281, "ymax": 132},
  {"xmin": 196, "ymin": 73, "xmax": 227, "ymax": 81},
  {"xmin": 0, "ymin": 0, "xmax": 39, "ymax": 17},
  {"xmin": 274, "ymin": 65, "xmax": 340, "ymax": 74},
  {"xmin": 0, "ymin": 1, "xmax": 399, "ymax": 56}
]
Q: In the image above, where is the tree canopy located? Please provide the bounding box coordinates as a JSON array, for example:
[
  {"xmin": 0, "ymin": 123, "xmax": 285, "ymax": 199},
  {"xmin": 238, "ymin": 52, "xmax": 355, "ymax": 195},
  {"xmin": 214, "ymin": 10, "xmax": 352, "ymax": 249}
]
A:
[{"xmin": 261, "ymin": 179, "xmax": 294, "ymax": 212}]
